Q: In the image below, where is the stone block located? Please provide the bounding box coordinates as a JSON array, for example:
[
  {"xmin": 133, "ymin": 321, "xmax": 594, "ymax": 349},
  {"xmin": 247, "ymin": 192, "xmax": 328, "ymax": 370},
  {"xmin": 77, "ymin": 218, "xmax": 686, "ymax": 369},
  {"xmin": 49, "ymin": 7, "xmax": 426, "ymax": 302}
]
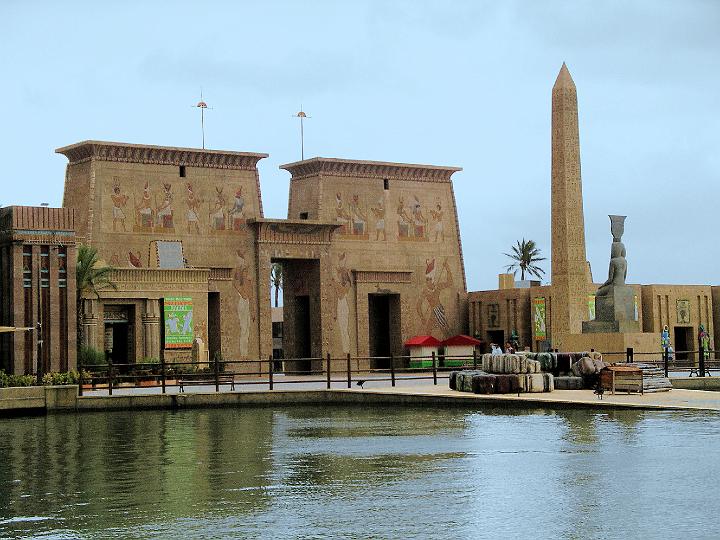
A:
[
  {"xmin": 472, "ymin": 374, "xmax": 496, "ymax": 394},
  {"xmin": 554, "ymin": 376, "xmax": 584, "ymax": 390},
  {"xmin": 45, "ymin": 385, "xmax": 78, "ymax": 410},
  {"xmin": 583, "ymin": 285, "xmax": 640, "ymax": 334}
]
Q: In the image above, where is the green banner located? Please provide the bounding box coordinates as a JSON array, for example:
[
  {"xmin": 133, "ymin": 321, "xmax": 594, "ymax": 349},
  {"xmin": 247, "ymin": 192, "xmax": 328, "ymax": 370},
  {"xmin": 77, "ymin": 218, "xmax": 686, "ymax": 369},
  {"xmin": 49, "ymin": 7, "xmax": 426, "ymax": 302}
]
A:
[
  {"xmin": 533, "ymin": 297, "xmax": 546, "ymax": 341},
  {"xmin": 164, "ymin": 297, "xmax": 193, "ymax": 349},
  {"xmin": 588, "ymin": 295, "xmax": 596, "ymax": 321}
]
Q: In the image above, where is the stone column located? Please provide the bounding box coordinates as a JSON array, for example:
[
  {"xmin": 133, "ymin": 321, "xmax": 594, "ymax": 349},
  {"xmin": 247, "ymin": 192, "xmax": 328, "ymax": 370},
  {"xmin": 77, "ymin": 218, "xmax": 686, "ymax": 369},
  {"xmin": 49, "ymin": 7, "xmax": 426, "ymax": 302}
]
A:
[
  {"xmin": 143, "ymin": 299, "xmax": 161, "ymax": 360},
  {"xmin": 255, "ymin": 249, "xmax": 273, "ymax": 365},
  {"xmin": 81, "ymin": 298, "xmax": 99, "ymax": 350}
]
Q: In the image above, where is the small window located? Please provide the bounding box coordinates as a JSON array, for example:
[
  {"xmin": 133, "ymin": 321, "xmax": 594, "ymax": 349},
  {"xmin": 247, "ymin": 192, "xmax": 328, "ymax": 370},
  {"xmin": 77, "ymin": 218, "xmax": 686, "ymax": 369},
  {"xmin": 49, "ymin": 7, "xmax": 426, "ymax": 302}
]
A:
[
  {"xmin": 299, "ymin": 212, "xmax": 309, "ymax": 220},
  {"xmin": 179, "ymin": 165, "xmax": 186, "ymax": 177},
  {"xmin": 384, "ymin": 178, "xmax": 389, "ymax": 190}
]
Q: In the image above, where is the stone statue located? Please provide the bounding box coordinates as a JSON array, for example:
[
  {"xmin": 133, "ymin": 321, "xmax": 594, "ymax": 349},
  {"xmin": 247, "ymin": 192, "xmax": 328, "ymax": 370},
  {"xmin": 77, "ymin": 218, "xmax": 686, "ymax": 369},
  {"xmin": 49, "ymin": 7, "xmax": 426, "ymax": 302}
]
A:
[
  {"xmin": 582, "ymin": 215, "xmax": 639, "ymax": 334},
  {"xmin": 596, "ymin": 241, "xmax": 627, "ymax": 296}
]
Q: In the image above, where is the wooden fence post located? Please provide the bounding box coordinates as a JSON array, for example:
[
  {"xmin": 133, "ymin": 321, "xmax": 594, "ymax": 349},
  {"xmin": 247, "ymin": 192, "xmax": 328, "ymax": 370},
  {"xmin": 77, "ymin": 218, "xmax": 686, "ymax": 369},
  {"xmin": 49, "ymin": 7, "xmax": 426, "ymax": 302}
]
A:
[
  {"xmin": 432, "ymin": 351, "xmax": 437, "ymax": 385},
  {"xmin": 346, "ymin": 353, "xmax": 351, "ymax": 389},
  {"xmin": 390, "ymin": 353, "xmax": 395, "ymax": 387},
  {"xmin": 78, "ymin": 356, "xmax": 84, "ymax": 397},
  {"xmin": 160, "ymin": 355, "xmax": 166, "ymax": 394},
  {"xmin": 107, "ymin": 359, "xmax": 113, "ymax": 396},
  {"xmin": 326, "ymin": 352, "xmax": 332, "ymax": 390}
]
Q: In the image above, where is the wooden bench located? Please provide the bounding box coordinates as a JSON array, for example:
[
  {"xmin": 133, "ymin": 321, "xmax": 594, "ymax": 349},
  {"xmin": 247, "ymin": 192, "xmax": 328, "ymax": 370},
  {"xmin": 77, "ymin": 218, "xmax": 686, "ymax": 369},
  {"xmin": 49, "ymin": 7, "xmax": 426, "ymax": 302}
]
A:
[{"xmin": 178, "ymin": 374, "xmax": 235, "ymax": 392}]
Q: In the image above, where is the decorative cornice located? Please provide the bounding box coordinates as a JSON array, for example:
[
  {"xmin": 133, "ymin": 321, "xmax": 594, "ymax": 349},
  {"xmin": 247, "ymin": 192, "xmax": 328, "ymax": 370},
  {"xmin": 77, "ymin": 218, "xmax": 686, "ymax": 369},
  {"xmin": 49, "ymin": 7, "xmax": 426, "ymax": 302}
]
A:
[
  {"xmin": 109, "ymin": 268, "xmax": 210, "ymax": 284},
  {"xmin": 248, "ymin": 218, "xmax": 340, "ymax": 245},
  {"xmin": 353, "ymin": 270, "xmax": 413, "ymax": 284},
  {"xmin": 280, "ymin": 157, "xmax": 462, "ymax": 183},
  {"xmin": 56, "ymin": 141, "xmax": 268, "ymax": 171}
]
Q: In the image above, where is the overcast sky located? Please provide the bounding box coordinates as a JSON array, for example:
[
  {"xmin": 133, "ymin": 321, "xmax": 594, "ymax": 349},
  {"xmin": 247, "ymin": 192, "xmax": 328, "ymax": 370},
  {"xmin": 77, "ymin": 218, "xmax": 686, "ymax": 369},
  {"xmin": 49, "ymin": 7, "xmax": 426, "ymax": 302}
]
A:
[{"xmin": 2, "ymin": 0, "xmax": 719, "ymax": 291}]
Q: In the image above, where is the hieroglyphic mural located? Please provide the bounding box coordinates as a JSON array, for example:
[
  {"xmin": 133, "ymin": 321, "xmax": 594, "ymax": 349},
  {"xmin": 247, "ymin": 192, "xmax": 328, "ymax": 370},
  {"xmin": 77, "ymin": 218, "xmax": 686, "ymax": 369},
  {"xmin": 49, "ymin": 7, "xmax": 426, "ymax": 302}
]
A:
[
  {"xmin": 333, "ymin": 190, "xmax": 447, "ymax": 244},
  {"xmin": 110, "ymin": 178, "xmax": 256, "ymax": 236}
]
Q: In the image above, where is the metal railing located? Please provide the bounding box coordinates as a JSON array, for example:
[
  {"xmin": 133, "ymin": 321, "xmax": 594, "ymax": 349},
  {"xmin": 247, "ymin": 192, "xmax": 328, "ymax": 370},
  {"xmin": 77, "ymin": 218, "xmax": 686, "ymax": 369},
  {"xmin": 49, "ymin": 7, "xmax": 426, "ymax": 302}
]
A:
[{"xmin": 77, "ymin": 351, "xmax": 481, "ymax": 396}]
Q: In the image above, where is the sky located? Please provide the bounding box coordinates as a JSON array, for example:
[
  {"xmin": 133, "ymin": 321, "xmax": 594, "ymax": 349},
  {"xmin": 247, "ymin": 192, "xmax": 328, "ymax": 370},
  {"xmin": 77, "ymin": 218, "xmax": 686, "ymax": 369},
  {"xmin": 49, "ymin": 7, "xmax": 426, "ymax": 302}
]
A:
[{"xmin": 2, "ymin": 0, "xmax": 719, "ymax": 291}]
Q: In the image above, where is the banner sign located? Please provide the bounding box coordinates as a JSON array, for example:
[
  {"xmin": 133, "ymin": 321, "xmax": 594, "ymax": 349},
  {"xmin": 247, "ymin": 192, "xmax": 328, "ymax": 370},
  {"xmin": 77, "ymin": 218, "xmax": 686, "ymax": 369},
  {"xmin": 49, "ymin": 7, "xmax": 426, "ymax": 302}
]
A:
[
  {"xmin": 164, "ymin": 297, "xmax": 193, "ymax": 348},
  {"xmin": 533, "ymin": 297, "xmax": 546, "ymax": 341},
  {"xmin": 588, "ymin": 295, "xmax": 596, "ymax": 321}
]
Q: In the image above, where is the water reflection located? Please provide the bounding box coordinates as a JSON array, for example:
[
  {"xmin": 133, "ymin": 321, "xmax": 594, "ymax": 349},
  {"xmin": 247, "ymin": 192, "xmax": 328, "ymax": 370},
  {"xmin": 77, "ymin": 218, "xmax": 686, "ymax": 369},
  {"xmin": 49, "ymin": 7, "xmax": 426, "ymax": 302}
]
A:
[{"xmin": 1, "ymin": 407, "xmax": 720, "ymax": 539}]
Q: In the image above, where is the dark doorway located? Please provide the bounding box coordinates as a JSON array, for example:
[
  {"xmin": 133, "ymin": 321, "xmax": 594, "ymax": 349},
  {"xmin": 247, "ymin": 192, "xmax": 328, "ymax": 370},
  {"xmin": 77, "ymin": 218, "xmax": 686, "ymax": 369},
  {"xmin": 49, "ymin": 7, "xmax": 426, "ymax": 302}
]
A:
[
  {"xmin": 369, "ymin": 293, "xmax": 400, "ymax": 369},
  {"xmin": 294, "ymin": 295, "xmax": 312, "ymax": 372},
  {"xmin": 208, "ymin": 292, "xmax": 221, "ymax": 361},
  {"xmin": 487, "ymin": 330, "xmax": 505, "ymax": 350},
  {"xmin": 105, "ymin": 322, "xmax": 129, "ymax": 370},
  {"xmin": 674, "ymin": 326, "xmax": 693, "ymax": 361}
]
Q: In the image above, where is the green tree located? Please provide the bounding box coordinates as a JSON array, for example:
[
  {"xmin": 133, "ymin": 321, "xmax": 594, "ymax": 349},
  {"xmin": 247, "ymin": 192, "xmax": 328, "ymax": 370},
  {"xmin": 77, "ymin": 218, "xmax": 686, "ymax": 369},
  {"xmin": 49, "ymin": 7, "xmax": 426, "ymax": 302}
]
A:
[
  {"xmin": 504, "ymin": 239, "xmax": 546, "ymax": 280},
  {"xmin": 76, "ymin": 245, "xmax": 117, "ymax": 345},
  {"xmin": 270, "ymin": 262, "xmax": 283, "ymax": 307}
]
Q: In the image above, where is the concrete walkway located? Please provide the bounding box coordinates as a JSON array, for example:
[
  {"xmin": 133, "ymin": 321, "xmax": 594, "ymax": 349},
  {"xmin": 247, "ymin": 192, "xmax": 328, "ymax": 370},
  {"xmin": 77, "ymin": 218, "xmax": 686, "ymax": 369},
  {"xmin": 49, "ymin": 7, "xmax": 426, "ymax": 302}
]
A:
[
  {"xmin": 77, "ymin": 373, "xmax": 720, "ymax": 412},
  {"xmin": 355, "ymin": 383, "xmax": 720, "ymax": 411}
]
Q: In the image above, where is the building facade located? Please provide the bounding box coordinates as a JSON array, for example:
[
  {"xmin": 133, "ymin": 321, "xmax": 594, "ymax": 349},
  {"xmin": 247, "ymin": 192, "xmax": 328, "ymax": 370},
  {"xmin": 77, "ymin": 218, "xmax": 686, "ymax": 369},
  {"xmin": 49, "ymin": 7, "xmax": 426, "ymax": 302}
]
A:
[{"xmin": 0, "ymin": 206, "xmax": 77, "ymax": 375}]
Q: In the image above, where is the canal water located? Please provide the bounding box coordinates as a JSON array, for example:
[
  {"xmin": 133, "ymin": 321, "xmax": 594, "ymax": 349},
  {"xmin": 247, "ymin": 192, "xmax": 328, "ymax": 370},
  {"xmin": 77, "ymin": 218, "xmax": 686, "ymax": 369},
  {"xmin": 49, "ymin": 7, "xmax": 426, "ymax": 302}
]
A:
[{"xmin": 1, "ymin": 406, "xmax": 719, "ymax": 539}]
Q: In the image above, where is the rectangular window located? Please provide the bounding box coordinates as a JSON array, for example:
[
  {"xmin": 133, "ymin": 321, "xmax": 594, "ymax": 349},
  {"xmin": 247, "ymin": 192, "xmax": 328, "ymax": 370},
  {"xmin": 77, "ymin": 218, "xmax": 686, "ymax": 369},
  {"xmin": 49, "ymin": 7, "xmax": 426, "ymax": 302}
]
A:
[
  {"xmin": 58, "ymin": 246, "xmax": 67, "ymax": 288},
  {"xmin": 23, "ymin": 246, "xmax": 32, "ymax": 288},
  {"xmin": 40, "ymin": 246, "xmax": 49, "ymax": 288},
  {"xmin": 384, "ymin": 179, "xmax": 389, "ymax": 190},
  {"xmin": 179, "ymin": 165, "xmax": 186, "ymax": 177},
  {"xmin": 299, "ymin": 212, "xmax": 309, "ymax": 220}
]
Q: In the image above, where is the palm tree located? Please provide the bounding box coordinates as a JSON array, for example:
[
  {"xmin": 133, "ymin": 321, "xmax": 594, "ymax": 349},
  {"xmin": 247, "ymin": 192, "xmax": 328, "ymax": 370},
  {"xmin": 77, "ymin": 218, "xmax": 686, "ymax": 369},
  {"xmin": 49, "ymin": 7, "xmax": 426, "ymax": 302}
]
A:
[
  {"xmin": 76, "ymin": 245, "xmax": 117, "ymax": 344},
  {"xmin": 270, "ymin": 262, "xmax": 283, "ymax": 307},
  {"xmin": 504, "ymin": 239, "xmax": 546, "ymax": 280}
]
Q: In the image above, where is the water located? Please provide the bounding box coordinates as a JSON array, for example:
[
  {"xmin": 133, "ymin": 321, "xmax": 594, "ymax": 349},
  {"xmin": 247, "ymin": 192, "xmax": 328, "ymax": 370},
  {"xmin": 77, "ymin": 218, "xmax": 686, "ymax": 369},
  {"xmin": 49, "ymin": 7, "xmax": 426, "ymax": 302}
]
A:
[{"xmin": 1, "ymin": 406, "xmax": 719, "ymax": 539}]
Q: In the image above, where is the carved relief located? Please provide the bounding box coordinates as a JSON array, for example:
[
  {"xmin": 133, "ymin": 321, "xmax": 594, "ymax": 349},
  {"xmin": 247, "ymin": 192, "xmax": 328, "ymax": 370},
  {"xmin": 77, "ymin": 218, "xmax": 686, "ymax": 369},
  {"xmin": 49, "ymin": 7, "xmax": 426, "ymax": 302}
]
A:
[
  {"xmin": 111, "ymin": 178, "xmax": 129, "ymax": 232},
  {"xmin": 210, "ymin": 186, "xmax": 227, "ymax": 231},
  {"xmin": 416, "ymin": 257, "xmax": 454, "ymax": 336},
  {"xmin": 232, "ymin": 250, "xmax": 255, "ymax": 358},
  {"xmin": 185, "ymin": 183, "xmax": 201, "ymax": 234},
  {"xmin": 333, "ymin": 252, "xmax": 352, "ymax": 354},
  {"xmin": 155, "ymin": 183, "xmax": 175, "ymax": 231},
  {"xmin": 370, "ymin": 196, "xmax": 386, "ymax": 241},
  {"xmin": 134, "ymin": 181, "xmax": 155, "ymax": 232}
]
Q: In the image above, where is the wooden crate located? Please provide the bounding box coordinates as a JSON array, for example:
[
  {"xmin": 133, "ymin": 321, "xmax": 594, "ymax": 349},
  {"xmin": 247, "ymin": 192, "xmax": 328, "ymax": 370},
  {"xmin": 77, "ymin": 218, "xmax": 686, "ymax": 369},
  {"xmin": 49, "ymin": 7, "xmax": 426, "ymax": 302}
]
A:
[{"xmin": 600, "ymin": 366, "xmax": 643, "ymax": 395}]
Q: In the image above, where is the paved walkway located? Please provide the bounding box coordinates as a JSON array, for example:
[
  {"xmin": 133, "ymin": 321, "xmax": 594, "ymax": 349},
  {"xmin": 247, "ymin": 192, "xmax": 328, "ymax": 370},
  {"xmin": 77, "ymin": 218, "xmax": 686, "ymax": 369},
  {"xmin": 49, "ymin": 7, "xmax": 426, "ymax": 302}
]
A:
[{"xmin": 79, "ymin": 373, "xmax": 720, "ymax": 411}]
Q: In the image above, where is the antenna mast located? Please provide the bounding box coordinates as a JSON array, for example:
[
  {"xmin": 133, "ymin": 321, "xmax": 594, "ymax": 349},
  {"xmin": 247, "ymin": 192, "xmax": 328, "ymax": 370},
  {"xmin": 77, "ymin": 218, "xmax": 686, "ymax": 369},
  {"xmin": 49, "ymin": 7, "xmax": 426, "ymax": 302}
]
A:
[
  {"xmin": 194, "ymin": 90, "xmax": 212, "ymax": 149},
  {"xmin": 294, "ymin": 107, "xmax": 310, "ymax": 160}
]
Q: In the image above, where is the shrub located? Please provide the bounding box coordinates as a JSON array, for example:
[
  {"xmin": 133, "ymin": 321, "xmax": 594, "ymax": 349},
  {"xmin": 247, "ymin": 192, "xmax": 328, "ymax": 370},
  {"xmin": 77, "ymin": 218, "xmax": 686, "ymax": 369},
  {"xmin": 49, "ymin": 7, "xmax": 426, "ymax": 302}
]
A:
[
  {"xmin": 0, "ymin": 371, "xmax": 36, "ymax": 388},
  {"xmin": 42, "ymin": 371, "xmax": 82, "ymax": 386},
  {"xmin": 78, "ymin": 346, "xmax": 107, "ymax": 367}
]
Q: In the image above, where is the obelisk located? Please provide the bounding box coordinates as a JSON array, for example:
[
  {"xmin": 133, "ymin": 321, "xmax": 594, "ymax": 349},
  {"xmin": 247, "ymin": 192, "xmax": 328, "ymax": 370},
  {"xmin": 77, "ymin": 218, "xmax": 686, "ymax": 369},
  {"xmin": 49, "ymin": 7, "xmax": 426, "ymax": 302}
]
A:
[{"xmin": 550, "ymin": 63, "xmax": 589, "ymax": 343}]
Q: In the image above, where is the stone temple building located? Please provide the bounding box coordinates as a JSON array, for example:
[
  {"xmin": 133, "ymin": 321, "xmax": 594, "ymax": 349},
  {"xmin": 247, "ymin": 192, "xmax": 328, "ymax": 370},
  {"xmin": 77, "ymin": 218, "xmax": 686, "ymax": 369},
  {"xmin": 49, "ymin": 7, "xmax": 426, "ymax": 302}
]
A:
[
  {"xmin": 469, "ymin": 64, "xmax": 719, "ymax": 360},
  {"xmin": 50, "ymin": 141, "xmax": 467, "ymax": 373}
]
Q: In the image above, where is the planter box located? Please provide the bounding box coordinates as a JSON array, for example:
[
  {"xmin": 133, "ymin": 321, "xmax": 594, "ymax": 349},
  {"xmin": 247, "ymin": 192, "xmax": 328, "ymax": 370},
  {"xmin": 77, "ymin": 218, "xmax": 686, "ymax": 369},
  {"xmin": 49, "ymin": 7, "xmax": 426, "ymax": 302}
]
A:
[{"xmin": 0, "ymin": 385, "xmax": 45, "ymax": 411}]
